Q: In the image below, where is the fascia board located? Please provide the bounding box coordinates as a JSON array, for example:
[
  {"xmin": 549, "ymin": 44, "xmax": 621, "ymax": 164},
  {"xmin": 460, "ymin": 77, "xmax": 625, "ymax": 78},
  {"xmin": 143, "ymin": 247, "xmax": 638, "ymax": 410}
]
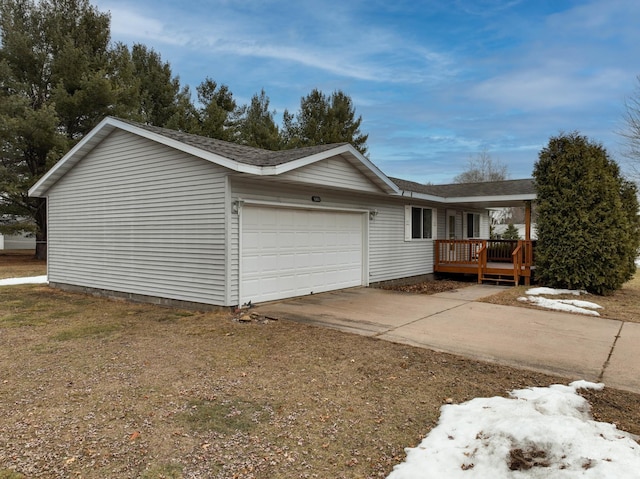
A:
[
  {"xmin": 392, "ymin": 191, "xmax": 536, "ymax": 205},
  {"xmin": 442, "ymin": 193, "xmax": 537, "ymax": 203},
  {"xmin": 393, "ymin": 191, "xmax": 446, "ymax": 203}
]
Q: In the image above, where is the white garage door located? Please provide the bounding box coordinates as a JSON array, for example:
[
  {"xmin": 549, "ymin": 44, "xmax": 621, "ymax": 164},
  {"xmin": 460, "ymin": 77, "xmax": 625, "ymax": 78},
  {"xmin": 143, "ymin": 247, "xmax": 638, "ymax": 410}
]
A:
[{"xmin": 241, "ymin": 206, "xmax": 364, "ymax": 304}]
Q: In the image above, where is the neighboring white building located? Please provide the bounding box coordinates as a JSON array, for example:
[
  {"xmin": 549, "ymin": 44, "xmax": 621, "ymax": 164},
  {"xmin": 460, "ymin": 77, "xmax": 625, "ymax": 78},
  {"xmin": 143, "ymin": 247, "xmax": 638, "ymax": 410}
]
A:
[
  {"xmin": 0, "ymin": 232, "xmax": 36, "ymax": 250},
  {"xmin": 29, "ymin": 117, "xmax": 535, "ymax": 308},
  {"xmin": 493, "ymin": 223, "xmax": 538, "ymax": 240}
]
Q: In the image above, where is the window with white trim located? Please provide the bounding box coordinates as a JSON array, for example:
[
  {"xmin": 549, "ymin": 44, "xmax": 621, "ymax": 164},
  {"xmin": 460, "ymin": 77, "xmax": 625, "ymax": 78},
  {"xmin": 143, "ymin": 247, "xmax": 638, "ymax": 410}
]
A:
[
  {"xmin": 405, "ymin": 206, "xmax": 435, "ymax": 240},
  {"xmin": 466, "ymin": 213, "xmax": 481, "ymax": 238}
]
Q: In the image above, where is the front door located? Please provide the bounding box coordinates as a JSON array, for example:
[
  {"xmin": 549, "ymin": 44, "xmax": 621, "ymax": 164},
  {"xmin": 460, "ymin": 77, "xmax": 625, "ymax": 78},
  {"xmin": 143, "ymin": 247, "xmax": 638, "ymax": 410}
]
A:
[{"xmin": 446, "ymin": 211, "xmax": 459, "ymax": 260}]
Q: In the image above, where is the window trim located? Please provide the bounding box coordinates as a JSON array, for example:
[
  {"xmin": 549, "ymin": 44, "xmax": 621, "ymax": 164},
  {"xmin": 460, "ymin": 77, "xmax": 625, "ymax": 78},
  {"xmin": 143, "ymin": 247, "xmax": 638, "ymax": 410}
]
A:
[{"xmin": 404, "ymin": 205, "xmax": 436, "ymax": 241}]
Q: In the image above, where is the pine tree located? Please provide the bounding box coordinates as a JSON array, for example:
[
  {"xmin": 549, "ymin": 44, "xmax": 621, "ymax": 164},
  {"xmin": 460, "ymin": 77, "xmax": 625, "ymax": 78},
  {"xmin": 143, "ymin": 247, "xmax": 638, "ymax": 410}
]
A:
[
  {"xmin": 195, "ymin": 78, "xmax": 238, "ymax": 141},
  {"xmin": 236, "ymin": 89, "xmax": 281, "ymax": 150},
  {"xmin": 0, "ymin": 0, "xmax": 193, "ymax": 259},
  {"xmin": 130, "ymin": 44, "xmax": 186, "ymax": 127},
  {"xmin": 282, "ymin": 89, "xmax": 368, "ymax": 155},
  {"xmin": 0, "ymin": 0, "xmax": 123, "ymax": 258},
  {"xmin": 533, "ymin": 132, "xmax": 639, "ymax": 295},
  {"xmin": 501, "ymin": 224, "xmax": 521, "ymax": 240}
]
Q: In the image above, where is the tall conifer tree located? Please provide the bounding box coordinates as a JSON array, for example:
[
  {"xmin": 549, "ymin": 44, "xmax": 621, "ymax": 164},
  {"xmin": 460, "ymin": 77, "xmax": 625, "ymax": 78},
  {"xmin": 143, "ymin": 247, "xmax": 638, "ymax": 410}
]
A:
[{"xmin": 533, "ymin": 132, "xmax": 639, "ymax": 294}]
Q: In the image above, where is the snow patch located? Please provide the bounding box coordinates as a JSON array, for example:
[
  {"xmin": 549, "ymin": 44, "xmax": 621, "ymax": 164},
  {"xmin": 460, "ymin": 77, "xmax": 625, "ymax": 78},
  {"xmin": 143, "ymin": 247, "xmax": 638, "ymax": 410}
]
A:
[
  {"xmin": 518, "ymin": 296, "xmax": 602, "ymax": 316},
  {"xmin": 387, "ymin": 381, "xmax": 640, "ymax": 479},
  {"xmin": 0, "ymin": 275, "xmax": 48, "ymax": 286},
  {"xmin": 518, "ymin": 287, "xmax": 602, "ymax": 316},
  {"xmin": 526, "ymin": 287, "xmax": 585, "ymax": 296}
]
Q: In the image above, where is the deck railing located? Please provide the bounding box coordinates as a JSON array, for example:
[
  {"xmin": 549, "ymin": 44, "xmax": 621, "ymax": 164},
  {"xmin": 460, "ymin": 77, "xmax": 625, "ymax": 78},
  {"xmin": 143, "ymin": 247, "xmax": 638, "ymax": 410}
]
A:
[
  {"xmin": 435, "ymin": 239, "xmax": 485, "ymax": 265},
  {"xmin": 487, "ymin": 240, "xmax": 518, "ymax": 262},
  {"xmin": 435, "ymin": 239, "xmax": 536, "ymax": 284}
]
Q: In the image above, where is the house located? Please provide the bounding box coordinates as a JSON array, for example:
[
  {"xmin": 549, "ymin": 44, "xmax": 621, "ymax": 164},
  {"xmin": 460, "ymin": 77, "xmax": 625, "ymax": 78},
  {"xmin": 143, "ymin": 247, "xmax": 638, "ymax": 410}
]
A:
[
  {"xmin": 29, "ymin": 117, "xmax": 536, "ymax": 309},
  {"xmin": 0, "ymin": 232, "xmax": 36, "ymax": 250},
  {"xmin": 0, "ymin": 215, "xmax": 36, "ymax": 250}
]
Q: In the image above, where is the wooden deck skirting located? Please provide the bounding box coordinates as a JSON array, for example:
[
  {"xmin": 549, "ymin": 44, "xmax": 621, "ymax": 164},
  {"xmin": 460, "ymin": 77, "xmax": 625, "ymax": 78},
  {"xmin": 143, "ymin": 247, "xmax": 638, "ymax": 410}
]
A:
[{"xmin": 435, "ymin": 239, "xmax": 535, "ymax": 285}]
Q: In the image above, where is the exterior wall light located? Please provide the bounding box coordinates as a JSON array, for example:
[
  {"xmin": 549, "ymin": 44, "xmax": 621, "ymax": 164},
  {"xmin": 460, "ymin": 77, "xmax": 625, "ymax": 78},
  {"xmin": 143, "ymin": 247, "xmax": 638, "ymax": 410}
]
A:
[{"xmin": 232, "ymin": 200, "xmax": 244, "ymax": 214}]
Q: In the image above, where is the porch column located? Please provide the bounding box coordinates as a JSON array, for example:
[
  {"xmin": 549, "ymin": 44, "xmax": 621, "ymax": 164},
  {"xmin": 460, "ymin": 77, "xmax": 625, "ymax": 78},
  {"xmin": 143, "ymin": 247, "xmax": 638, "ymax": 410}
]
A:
[
  {"xmin": 524, "ymin": 201, "xmax": 531, "ymax": 241},
  {"xmin": 524, "ymin": 200, "xmax": 532, "ymax": 286}
]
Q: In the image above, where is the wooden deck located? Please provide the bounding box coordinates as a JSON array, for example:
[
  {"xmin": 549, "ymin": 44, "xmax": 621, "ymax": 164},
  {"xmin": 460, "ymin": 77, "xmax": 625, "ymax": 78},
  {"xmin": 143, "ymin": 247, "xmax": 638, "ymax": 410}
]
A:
[{"xmin": 435, "ymin": 239, "xmax": 535, "ymax": 285}]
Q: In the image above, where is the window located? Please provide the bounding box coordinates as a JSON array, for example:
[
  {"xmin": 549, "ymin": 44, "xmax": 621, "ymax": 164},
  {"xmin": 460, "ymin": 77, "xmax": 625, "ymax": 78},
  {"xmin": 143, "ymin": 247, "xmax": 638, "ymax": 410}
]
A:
[
  {"xmin": 405, "ymin": 206, "xmax": 434, "ymax": 240},
  {"xmin": 466, "ymin": 213, "xmax": 481, "ymax": 238}
]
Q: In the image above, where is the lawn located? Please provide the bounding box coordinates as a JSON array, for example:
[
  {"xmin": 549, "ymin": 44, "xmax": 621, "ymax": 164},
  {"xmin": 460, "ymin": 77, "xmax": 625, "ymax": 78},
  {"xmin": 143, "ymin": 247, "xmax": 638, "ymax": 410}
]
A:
[
  {"xmin": 0, "ymin": 250, "xmax": 46, "ymax": 279},
  {"xmin": 1, "ymin": 253, "xmax": 639, "ymax": 478}
]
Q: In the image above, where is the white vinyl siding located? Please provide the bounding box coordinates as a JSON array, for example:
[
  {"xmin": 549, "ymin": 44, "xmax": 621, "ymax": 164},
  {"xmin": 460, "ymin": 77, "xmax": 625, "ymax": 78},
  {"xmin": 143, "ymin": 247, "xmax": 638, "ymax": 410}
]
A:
[
  {"xmin": 229, "ymin": 177, "xmax": 436, "ymax": 302},
  {"xmin": 46, "ymin": 130, "xmax": 228, "ymax": 305},
  {"xmin": 369, "ymin": 203, "xmax": 434, "ymax": 282},
  {"xmin": 436, "ymin": 209, "xmax": 447, "ymax": 239},
  {"xmin": 278, "ymin": 156, "xmax": 383, "ymax": 193}
]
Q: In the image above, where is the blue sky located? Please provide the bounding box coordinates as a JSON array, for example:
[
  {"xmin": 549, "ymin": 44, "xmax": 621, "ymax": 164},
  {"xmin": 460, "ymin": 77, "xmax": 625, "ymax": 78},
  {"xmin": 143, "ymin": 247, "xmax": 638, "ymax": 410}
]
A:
[{"xmin": 94, "ymin": 0, "xmax": 640, "ymax": 184}]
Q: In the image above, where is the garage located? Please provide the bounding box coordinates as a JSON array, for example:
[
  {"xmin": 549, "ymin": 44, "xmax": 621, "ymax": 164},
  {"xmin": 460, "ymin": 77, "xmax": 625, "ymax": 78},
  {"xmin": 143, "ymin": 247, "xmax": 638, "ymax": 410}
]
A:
[{"xmin": 241, "ymin": 205, "xmax": 366, "ymax": 304}]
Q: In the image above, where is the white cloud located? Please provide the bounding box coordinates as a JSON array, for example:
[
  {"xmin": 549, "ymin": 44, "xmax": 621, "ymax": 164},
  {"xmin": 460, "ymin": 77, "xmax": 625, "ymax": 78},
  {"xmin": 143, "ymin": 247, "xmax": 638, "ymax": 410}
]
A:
[
  {"xmin": 470, "ymin": 66, "xmax": 629, "ymax": 111},
  {"xmin": 105, "ymin": 6, "xmax": 188, "ymax": 46},
  {"xmin": 98, "ymin": 0, "xmax": 456, "ymax": 84},
  {"xmin": 453, "ymin": 0, "xmax": 523, "ymax": 17}
]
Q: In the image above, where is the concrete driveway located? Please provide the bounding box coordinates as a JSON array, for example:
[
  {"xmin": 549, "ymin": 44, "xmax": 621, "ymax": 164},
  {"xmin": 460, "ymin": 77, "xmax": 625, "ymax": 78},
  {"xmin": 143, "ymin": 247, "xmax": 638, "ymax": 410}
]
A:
[{"xmin": 254, "ymin": 285, "xmax": 640, "ymax": 394}]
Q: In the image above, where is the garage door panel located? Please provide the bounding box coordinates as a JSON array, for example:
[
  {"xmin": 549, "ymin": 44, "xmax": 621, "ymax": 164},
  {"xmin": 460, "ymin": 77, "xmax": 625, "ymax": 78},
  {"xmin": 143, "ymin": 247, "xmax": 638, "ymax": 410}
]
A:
[{"xmin": 241, "ymin": 206, "xmax": 364, "ymax": 303}]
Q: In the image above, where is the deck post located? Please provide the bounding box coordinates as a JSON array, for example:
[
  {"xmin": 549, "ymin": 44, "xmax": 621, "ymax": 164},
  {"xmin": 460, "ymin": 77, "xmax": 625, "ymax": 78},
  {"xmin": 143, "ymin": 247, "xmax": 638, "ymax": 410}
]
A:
[
  {"xmin": 524, "ymin": 200, "xmax": 531, "ymax": 242},
  {"xmin": 524, "ymin": 201, "xmax": 532, "ymax": 286}
]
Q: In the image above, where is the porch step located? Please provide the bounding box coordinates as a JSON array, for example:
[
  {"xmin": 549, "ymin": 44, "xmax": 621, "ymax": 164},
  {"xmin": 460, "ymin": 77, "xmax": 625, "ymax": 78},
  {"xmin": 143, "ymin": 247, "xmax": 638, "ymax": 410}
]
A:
[{"xmin": 481, "ymin": 273, "xmax": 517, "ymax": 285}]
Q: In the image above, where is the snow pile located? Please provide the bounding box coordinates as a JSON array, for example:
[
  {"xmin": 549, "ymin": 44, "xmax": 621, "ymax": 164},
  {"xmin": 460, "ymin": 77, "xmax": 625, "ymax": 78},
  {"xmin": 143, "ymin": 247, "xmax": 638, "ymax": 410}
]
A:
[
  {"xmin": 517, "ymin": 287, "xmax": 602, "ymax": 316},
  {"xmin": 524, "ymin": 287, "xmax": 585, "ymax": 296},
  {"xmin": 0, "ymin": 275, "xmax": 48, "ymax": 286},
  {"xmin": 387, "ymin": 381, "xmax": 640, "ymax": 479}
]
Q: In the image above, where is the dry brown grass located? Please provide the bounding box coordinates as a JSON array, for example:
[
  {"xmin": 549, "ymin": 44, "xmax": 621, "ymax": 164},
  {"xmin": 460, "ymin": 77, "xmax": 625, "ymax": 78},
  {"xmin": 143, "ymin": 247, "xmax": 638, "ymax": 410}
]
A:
[
  {"xmin": 0, "ymin": 250, "xmax": 46, "ymax": 279},
  {"xmin": 1, "ymin": 253, "xmax": 639, "ymax": 478}
]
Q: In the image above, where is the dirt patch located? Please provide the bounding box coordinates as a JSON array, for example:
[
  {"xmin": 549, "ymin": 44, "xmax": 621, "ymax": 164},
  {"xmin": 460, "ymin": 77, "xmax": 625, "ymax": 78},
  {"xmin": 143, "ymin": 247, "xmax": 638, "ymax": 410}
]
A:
[
  {"xmin": 508, "ymin": 447, "xmax": 550, "ymax": 470},
  {"xmin": 378, "ymin": 278, "xmax": 473, "ymax": 295}
]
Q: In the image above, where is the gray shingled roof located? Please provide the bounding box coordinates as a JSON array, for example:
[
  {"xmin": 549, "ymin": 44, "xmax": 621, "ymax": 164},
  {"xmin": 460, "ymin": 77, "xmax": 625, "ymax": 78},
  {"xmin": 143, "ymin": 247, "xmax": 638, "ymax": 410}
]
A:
[
  {"xmin": 121, "ymin": 120, "xmax": 534, "ymax": 197},
  {"xmin": 390, "ymin": 177, "xmax": 535, "ymax": 197},
  {"xmin": 123, "ymin": 120, "xmax": 347, "ymax": 167}
]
